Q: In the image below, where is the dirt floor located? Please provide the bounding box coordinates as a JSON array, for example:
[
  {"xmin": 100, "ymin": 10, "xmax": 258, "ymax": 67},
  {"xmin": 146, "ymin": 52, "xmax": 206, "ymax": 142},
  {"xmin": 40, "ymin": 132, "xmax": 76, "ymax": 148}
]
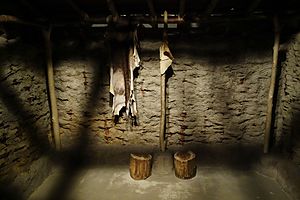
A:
[{"xmin": 28, "ymin": 165, "xmax": 290, "ymax": 200}]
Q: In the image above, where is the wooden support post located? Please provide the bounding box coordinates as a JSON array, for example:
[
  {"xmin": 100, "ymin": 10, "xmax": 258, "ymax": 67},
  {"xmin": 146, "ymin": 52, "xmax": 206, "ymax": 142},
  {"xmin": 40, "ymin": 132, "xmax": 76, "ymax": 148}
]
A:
[
  {"xmin": 264, "ymin": 16, "xmax": 280, "ymax": 153},
  {"xmin": 160, "ymin": 74, "xmax": 166, "ymax": 152},
  {"xmin": 174, "ymin": 151, "xmax": 197, "ymax": 179},
  {"xmin": 160, "ymin": 11, "xmax": 168, "ymax": 152},
  {"xmin": 43, "ymin": 28, "xmax": 61, "ymax": 150},
  {"xmin": 129, "ymin": 153, "xmax": 152, "ymax": 180}
]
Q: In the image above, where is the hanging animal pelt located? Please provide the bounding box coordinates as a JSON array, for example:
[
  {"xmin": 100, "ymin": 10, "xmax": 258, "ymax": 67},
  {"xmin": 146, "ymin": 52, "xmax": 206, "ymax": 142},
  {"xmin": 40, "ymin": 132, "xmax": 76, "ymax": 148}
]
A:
[{"xmin": 108, "ymin": 29, "xmax": 140, "ymax": 122}]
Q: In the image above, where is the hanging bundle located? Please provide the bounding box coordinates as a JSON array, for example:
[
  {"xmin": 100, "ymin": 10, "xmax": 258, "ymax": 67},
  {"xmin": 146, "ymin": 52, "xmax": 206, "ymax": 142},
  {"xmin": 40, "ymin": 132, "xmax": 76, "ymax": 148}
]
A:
[
  {"xmin": 109, "ymin": 28, "xmax": 140, "ymax": 120},
  {"xmin": 127, "ymin": 30, "xmax": 140, "ymax": 117},
  {"xmin": 160, "ymin": 11, "xmax": 174, "ymax": 75},
  {"xmin": 109, "ymin": 40, "xmax": 127, "ymax": 116}
]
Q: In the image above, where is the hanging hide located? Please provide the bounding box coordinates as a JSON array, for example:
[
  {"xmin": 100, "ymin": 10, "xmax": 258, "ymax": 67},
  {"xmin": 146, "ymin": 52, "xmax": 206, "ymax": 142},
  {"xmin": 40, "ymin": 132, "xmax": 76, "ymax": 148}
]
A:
[
  {"xmin": 127, "ymin": 31, "xmax": 140, "ymax": 117},
  {"xmin": 109, "ymin": 31, "xmax": 140, "ymax": 118},
  {"xmin": 109, "ymin": 41, "xmax": 128, "ymax": 116},
  {"xmin": 160, "ymin": 41, "xmax": 174, "ymax": 74}
]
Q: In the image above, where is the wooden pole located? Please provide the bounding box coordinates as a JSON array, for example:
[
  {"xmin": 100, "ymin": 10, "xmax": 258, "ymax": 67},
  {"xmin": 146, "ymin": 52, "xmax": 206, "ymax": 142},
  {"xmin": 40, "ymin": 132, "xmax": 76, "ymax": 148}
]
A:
[
  {"xmin": 160, "ymin": 11, "xmax": 168, "ymax": 152},
  {"xmin": 43, "ymin": 28, "xmax": 61, "ymax": 150},
  {"xmin": 160, "ymin": 74, "xmax": 166, "ymax": 152},
  {"xmin": 264, "ymin": 16, "xmax": 280, "ymax": 153}
]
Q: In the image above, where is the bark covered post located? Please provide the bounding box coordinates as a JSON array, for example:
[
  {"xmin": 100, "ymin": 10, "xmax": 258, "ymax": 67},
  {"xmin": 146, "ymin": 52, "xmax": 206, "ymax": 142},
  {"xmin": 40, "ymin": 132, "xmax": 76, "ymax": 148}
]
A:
[
  {"xmin": 129, "ymin": 153, "xmax": 152, "ymax": 180},
  {"xmin": 43, "ymin": 28, "xmax": 61, "ymax": 150},
  {"xmin": 174, "ymin": 151, "xmax": 196, "ymax": 179},
  {"xmin": 264, "ymin": 16, "xmax": 280, "ymax": 153}
]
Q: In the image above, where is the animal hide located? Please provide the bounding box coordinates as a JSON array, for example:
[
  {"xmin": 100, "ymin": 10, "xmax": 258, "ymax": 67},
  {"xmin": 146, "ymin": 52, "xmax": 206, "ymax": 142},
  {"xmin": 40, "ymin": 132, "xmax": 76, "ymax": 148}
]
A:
[
  {"xmin": 127, "ymin": 40, "xmax": 140, "ymax": 117},
  {"xmin": 160, "ymin": 41, "xmax": 174, "ymax": 75},
  {"xmin": 109, "ymin": 31, "xmax": 140, "ymax": 118},
  {"xmin": 109, "ymin": 44, "xmax": 127, "ymax": 116}
]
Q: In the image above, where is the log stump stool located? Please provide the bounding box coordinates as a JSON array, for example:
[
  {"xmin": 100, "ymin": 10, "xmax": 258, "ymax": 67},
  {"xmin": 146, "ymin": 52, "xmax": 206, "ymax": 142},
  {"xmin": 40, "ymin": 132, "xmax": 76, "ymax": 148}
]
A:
[
  {"xmin": 129, "ymin": 153, "xmax": 152, "ymax": 180},
  {"xmin": 174, "ymin": 151, "xmax": 196, "ymax": 179}
]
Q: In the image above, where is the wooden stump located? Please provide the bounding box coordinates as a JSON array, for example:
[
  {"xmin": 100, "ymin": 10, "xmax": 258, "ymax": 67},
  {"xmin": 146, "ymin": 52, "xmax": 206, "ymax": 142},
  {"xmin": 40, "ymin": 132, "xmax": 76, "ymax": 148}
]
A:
[
  {"xmin": 174, "ymin": 151, "xmax": 196, "ymax": 179},
  {"xmin": 129, "ymin": 153, "xmax": 152, "ymax": 180}
]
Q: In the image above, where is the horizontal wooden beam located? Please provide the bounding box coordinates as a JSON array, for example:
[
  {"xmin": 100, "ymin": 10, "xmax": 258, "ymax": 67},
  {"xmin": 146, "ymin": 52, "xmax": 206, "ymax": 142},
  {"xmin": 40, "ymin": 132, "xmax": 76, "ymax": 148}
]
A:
[
  {"xmin": 0, "ymin": 13, "xmax": 277, "ymax": 29},
  {"xmin": 0, "ymin": 15, "xmax": 45, "ymax": 28},
  {"xmin": 50, "ymin": 14, "xmax": 272, "ymax": 27}
]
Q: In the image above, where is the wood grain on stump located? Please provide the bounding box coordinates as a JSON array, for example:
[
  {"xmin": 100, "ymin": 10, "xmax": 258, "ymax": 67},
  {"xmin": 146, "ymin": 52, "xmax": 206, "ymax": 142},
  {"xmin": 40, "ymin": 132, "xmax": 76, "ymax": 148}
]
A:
[
  {"xmin": 129, "ymin": 153, "xmax": 152, "ymax": 180},
  {"xmin": 174, "ymin": 151, "xmax": 196, "ymax": 179}
]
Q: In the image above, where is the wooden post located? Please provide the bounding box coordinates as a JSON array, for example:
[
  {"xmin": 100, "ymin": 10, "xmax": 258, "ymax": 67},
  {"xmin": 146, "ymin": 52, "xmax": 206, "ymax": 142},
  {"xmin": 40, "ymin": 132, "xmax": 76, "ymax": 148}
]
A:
[
  {"xmin": 160, "ymin": 11, "xmax": 168, "ymax": 152},
  {"xmin": 264, "ymin": 16, "xmax": 280, "ymax": 153},
  {"xmin": 129, "ymin": 153, "xmax": 152, "ymax": 180},
  {"xmin": 174, "ymin": 151, "xmax": 197, "ymax": 179},
  {"xmin": 160, "ymin": 74, "xmax": 166, "ymax": 152},
  {"xmin": 43, "ymin": 28, "xmax": 61, "ymax": 150}
]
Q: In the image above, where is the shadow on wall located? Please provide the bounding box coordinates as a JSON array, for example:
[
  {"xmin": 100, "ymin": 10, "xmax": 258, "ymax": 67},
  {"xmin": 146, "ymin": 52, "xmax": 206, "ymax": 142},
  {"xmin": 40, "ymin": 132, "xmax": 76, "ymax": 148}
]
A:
[{"xmin": 0, "ymin": 31, "xmax": 110, "ymax": 199}]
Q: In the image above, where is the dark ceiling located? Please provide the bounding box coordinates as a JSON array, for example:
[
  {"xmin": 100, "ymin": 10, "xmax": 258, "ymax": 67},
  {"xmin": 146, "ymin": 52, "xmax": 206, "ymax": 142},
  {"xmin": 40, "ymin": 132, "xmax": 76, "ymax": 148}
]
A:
[{"xmin": 0, "ymin": 0, "xmax": 299, "ymax": 25}]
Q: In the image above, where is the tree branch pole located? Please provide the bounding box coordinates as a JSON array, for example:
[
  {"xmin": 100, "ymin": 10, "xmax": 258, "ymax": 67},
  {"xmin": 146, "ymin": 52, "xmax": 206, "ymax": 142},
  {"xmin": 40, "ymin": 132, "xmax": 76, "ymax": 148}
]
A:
[
  {"xmin": 264, "ymin": 16, "xmax": 280, "ymax": 153},
  {"xmin": 160, "ymin": 11, "xmax": 168, "ymax": 152},
  {"xmin": 43, "ymin": 28, "xmax": 61, "ymax": 150}
]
